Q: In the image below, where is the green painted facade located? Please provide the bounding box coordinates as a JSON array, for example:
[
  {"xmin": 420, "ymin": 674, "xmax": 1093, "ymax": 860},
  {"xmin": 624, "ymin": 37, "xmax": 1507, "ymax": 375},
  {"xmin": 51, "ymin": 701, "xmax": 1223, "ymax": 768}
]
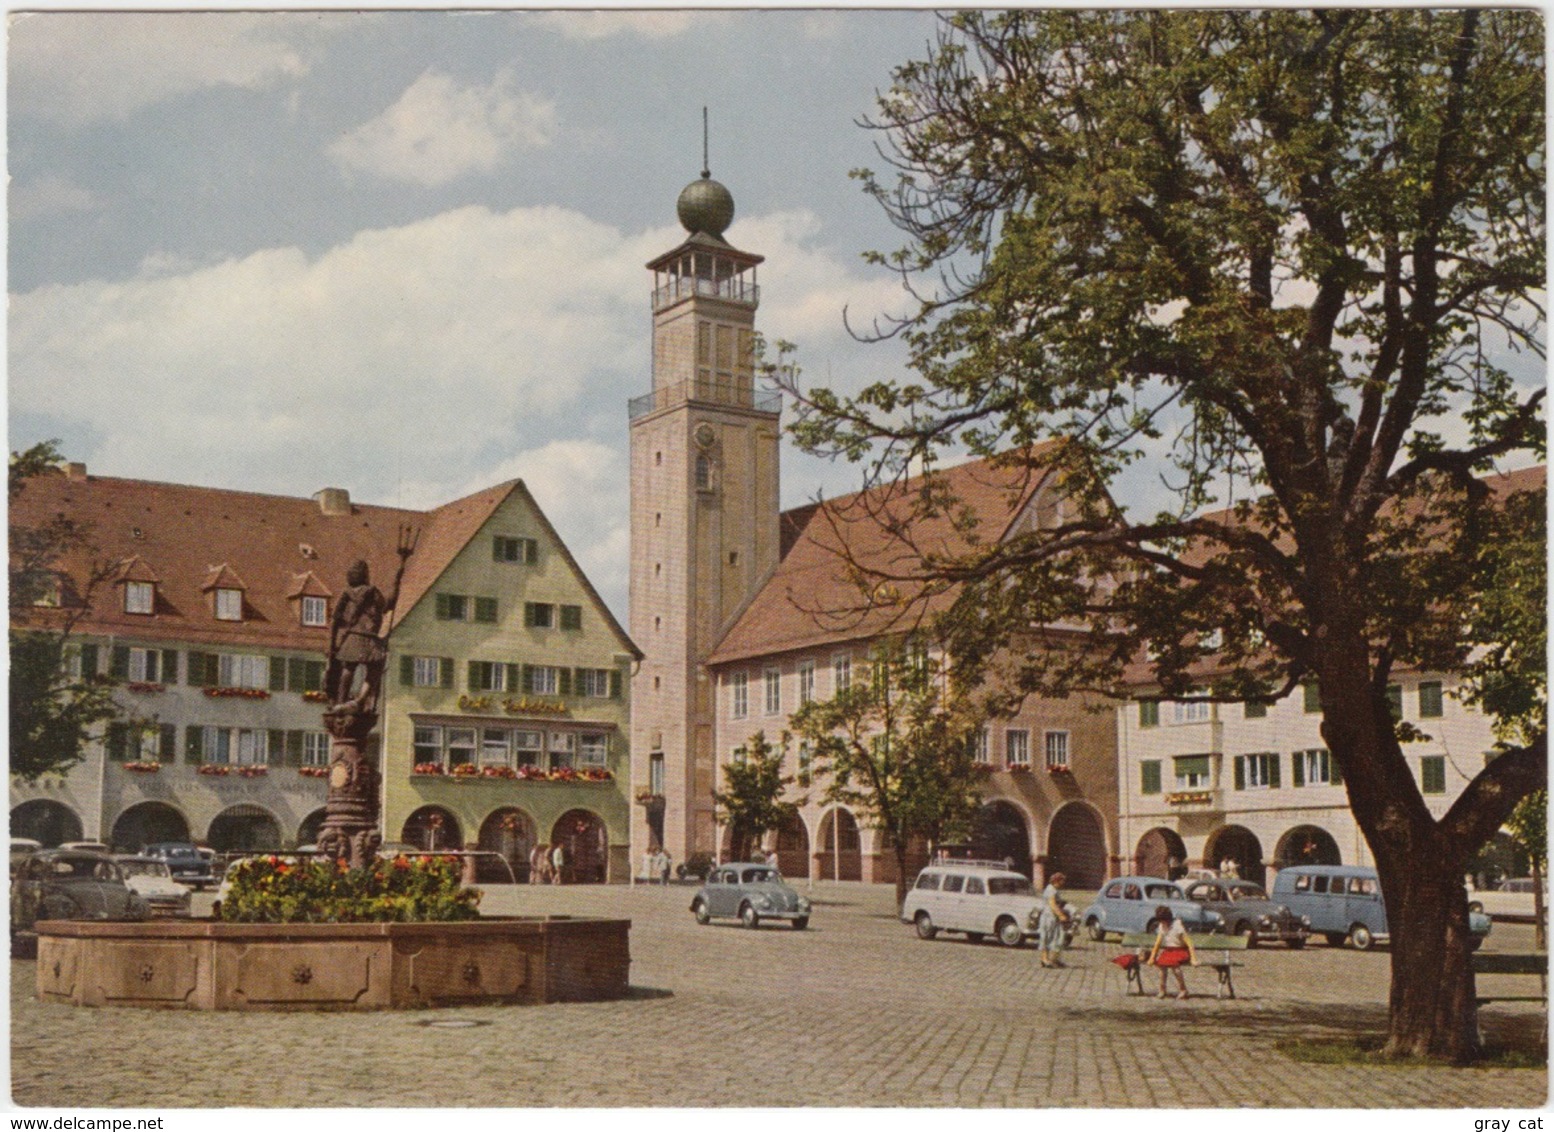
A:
[{"xmin": 381, "ymin": 484, "xmax": 636, "ymax": 882}]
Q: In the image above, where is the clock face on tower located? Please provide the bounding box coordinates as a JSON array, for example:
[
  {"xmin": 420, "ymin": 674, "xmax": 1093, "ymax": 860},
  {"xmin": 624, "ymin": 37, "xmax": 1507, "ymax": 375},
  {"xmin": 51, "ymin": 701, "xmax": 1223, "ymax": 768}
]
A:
[{"xmin": 693, "ymin": 423, "xmax": 716, "ymax": 449}]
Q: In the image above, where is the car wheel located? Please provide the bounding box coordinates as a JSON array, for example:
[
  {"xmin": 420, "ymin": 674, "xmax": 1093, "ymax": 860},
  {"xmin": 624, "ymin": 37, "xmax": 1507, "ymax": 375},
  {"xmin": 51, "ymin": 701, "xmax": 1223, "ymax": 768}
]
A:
[
  {"xmin": 996, "ymin": 916, "xmax": 1024, "ymax": 948},
  {"xmin": 914, "ymin": 911, "xmax": 938, "ymax": 940},
  {"xmin": 692, "ymin": 900, "xmax": 710, "ymax": 926},
  {"xmin": 1469, "ymin": 936, "xmax": 1483, "ymax": 952},
  {"xmin": 1234, "ymin": 921, "xmax": 1259, "ymax": 949},
  {"xmin": 210, "ymin": 900, "xmax": 221, "ymax": 918},
  {"xmin": 740, "ymin": 903, "xmax": 760, "ymax": 930},
  {"xmin": 1348, "ymin": 924, "xmax": 1375, "ymax": 951},
  {"xmin": 791, "ymin": 917, "xmax": 809, "ymax": 931},
  {"xmin": 1323, "ymin": 932, "xmax": 1346, "ymax": 947},
  {"xmin": 1286, "ymin": 937, "xmax": 1305, "ymax": 950},
  {"xmin": 1086, "ymin": 918, "xmax": 1106, "ymax": 942}
]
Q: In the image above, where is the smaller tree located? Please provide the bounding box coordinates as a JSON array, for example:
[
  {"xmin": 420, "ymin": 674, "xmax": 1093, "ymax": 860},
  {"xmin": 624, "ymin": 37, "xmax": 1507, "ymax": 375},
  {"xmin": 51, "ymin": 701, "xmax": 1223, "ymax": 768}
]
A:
[
  {"xmin": 9, "ymin": 442, "xmax": 122, "ymax": 783},
  {"xmin": 790, "ymin": 639, "xmax": 988, "ymax": 909},
  {"xmin": 713, "ymin": 731, "xmax": 804, "ymax": 862}
]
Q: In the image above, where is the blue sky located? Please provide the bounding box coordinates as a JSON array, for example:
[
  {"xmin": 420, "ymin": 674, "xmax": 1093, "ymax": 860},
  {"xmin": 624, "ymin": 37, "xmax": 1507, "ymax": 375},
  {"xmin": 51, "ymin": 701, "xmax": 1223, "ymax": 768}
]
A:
[{"xmin": 8, "ymin": 9, "xmax": 942, "ymax": 621}]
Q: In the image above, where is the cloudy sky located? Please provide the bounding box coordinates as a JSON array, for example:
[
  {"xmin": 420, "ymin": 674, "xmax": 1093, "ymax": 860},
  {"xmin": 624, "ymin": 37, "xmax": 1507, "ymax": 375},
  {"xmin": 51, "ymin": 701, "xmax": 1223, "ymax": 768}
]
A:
[{"xmin": 9, "ymin": 9, "xmax": 941, "ymax": 621}]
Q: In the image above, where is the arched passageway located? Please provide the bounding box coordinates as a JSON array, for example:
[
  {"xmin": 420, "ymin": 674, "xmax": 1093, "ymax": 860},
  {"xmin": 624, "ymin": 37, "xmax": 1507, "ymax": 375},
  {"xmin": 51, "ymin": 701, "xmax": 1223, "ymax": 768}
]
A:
[
  {"xmin": 207, "ymin": 805, "xmax": 282, "ymax": 854},
  {"xmin": 110, "ymin": 802, "xmax": 189, "ymax": 853},
  {"xmin": 10, "ymin": 800, "xmax": 83, "ymax": 847},
  {"xmin": 816, "ymin": 808, "xmax": 862, "ymax": 881},
  {"xmin": 1048, "ymin": 803, "xmax": 1108, "ymax": 888}
]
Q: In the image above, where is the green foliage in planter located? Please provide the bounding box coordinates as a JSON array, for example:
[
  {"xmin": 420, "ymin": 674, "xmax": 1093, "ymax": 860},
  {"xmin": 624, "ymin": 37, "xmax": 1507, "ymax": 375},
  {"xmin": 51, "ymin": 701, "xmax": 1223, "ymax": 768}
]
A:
[{"xmin": 218, "ymin": 855, "xmax": 481, "ymax": 923}]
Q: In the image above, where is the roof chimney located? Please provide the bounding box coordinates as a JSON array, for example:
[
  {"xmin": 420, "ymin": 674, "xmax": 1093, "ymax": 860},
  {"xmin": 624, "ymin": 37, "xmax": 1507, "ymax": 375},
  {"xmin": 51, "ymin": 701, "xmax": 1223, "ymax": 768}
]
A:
[
  {"xmin": 313, "ymin": 487, "xmax": 351, "ymax": 516},
  {"xmin": 65, "ymin": 462, "xmax": 87, "ymax": 481}
]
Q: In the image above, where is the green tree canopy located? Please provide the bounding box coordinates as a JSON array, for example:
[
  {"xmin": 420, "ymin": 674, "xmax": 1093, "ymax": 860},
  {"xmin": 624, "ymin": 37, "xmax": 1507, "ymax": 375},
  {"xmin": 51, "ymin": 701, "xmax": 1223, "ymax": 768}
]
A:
[
  {"xmin": 778, "ymin": 10, "xmax": 1544, "ymax": 1060},
  {"xmin": 713, "ymin": 731, "xmax": 804, "ymax": 861}
]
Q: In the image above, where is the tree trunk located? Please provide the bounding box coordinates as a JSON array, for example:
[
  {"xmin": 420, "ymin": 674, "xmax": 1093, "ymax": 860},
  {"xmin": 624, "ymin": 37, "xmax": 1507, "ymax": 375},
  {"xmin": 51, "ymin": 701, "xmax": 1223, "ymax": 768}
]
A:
[{"xmin": 894, "ymin": 841, "xmax": 910, "ymax": 913}]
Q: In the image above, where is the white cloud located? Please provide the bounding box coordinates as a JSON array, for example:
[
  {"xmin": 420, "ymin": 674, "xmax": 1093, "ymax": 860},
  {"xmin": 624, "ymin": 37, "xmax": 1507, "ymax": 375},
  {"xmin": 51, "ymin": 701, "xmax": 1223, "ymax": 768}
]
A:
[
  {"xmin": 529, "ymin": 11, "xmax": 721, "ymax": 41},
  {"xmin": 328, "ymin": 69, "xmax": 557, "ymax": 187},
  {"xmin": 7, "ymin": 12, "xmax": 332, "ymax": 126},
  {"xmin": 9, "ymin": 175, "xmax": 101, "ymax": 222}
]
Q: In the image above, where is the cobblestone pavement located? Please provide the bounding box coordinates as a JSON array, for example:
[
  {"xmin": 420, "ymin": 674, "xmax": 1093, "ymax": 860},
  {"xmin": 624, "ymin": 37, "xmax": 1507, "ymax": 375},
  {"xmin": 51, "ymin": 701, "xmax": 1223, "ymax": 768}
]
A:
[{"xmin": 9, "ymin": 880, "xmax": 1548, "ymax": 1110}]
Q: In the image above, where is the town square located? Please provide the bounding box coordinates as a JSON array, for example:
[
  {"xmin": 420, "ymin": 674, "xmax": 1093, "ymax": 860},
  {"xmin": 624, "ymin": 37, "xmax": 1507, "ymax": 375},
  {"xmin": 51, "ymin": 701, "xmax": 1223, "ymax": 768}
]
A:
[{"xmin": 7, "ymin": 8, "xmax": 1547, "ymax": 1121}]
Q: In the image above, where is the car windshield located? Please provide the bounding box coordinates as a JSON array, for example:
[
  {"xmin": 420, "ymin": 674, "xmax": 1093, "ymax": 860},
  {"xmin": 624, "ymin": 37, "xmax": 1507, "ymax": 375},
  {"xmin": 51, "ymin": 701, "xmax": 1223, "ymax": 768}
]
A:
[
  {"xmin": 118, "ymin": 860, "xmax": 170, "ymax": 879},
  {"xmin": 742, "ymin": 868, "xmax": 778, "ymax": 884},
  {"xmin": 158, "ymin": 847, "xmax": 199, "ymax": 859},
  {"xmin": 987, "ymin": 878, "xmax": 1034, "ymax": 896},
  {"xmin": 1228, "ymin": 884, "xmax": 1269, "ymax": 901},
  {"xmin": 46, "ymin": 856, "xmax": 122, "ymax": 882}
]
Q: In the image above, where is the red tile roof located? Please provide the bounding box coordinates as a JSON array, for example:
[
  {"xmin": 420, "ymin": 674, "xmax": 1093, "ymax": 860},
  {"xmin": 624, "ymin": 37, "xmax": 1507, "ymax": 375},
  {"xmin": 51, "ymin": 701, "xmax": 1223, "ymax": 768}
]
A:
[
  {"xmin": 11, "ymin": 470, "xmax": 639, "ymax": 659},
  {"xmin": 708, "ymin": 444, "xmax": 1068, "ymax": 665}
]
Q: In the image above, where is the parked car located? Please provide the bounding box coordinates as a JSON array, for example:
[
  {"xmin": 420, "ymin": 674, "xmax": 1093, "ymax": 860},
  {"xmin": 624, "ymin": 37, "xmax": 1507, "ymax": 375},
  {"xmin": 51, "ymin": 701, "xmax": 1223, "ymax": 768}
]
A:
[
  {"xmin": 113, "ymin": 855, "xmax": 192, "ymax": 918},
  {"xmin": 1179, "ymin": 878, "xmax": 1309, "ymax": 948},
  {"xmin": 901, "ymin": 861, "xmax": 1047, "ymax": 947},
  {"xmin": 9, "ymin": 838, "xmax": 42, "ymax": 877},
  {"xmin": 1271, "ymin": 864, "xmax": 1492, "ymax": 950},
  {"xmin": 690, "ymin": 863, "xmax": 811, "ymax": 929},
  {"xmin": 11, "ymin": 849, "xmax": 150, "ymax": 956},
  {"xmin": 1468, "ymin": 876, "xmax": 1542, "ymax": 918},
  {"xmin": 59, "ymin": 841, "xmax": 112, "ymax": 854},
  {"xmin": 142, "ymin": 842, "xmax": 215, "ymax": 889},
  {"xmin": 1078, "ymin": 875, "xmax": 1224, "ymax": 941}
]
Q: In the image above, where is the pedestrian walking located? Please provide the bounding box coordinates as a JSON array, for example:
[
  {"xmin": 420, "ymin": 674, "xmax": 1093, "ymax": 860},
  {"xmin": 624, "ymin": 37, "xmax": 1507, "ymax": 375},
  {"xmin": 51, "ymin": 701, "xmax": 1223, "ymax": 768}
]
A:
[
  {"xmin": 657, "ymin": 849, "xmax": 672, "ymax": 886},
  {"xmin": 641, "ymin": 847, "xmax": 657, "ymax": 885},
  {"xmin": 528, "ymin": 843, "xmax": 545, "ymax": 885},
  {"xmin": 1037, "ymin": 870, "xmax": 1071, "ymax": 968},
  {"xmin": 550, "ymin": 842, "xmax": 566, "ymax": 885},
  {"xmin": 1146, "ymin": 904, "xmax": 1198, "ymax": 1000}
]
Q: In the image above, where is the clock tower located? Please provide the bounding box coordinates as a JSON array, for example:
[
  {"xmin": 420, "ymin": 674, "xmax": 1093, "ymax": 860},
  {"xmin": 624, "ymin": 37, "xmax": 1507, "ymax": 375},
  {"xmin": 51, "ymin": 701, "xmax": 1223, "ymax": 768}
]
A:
[{"xmin": 628, "ymin": 165, "xmax": 781, "ymax": 866}]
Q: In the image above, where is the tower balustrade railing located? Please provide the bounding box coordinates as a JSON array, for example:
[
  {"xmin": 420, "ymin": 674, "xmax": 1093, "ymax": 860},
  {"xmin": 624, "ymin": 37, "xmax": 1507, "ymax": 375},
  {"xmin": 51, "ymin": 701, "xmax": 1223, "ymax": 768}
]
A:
[
  {"xmin": 628, "ymin": 378, "xmax": 781, "ymax": 421},
  {"xmin": 650, "ymin": 276, "xmax": 760, "ymax": 309}
]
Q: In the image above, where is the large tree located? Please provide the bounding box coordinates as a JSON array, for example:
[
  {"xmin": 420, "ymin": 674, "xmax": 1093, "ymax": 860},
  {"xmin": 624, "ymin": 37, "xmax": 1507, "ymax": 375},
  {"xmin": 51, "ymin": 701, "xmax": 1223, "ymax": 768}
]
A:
[
  {"xmin": 789, "ymin": 639, "xmax": 988, "ymax": 910},
  {"xmin": 778, "ymin": 11, "xmax": 1545, "ymax": 1059},
  {"xmin": 10, "ymin": 442, "xmax": 122, "ymax": 782},
  {"xmin": 713, "ymin": 731, "xmax": 804, "ymax": 862}
]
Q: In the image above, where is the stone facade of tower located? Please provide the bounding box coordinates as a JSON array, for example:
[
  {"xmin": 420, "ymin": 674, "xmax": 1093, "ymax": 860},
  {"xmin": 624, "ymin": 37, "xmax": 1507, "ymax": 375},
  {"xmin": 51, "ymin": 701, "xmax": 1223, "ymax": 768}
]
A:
[{"xmin": 628, "ymin": 173, "xmax": 780, "ymax": 868}]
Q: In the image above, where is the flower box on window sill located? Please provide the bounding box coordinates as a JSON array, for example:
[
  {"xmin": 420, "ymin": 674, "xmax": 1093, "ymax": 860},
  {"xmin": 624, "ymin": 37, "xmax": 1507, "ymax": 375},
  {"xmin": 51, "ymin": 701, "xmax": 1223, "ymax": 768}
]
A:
[
  {"xmin": 517, "ymin": 766, "xmax": 549, "ymax": 781},
  {"xmin": 123, "ymin": 761, "xmax": 161, "ymax": 773},
  {"xmin": 1006, "ymin": 763, "xmax": 1032, "ymax": 774},
  {"xmin": 412, "ymin": 763, "xmax": 446, "ymax": 777},
  {"xmin": 479, "ymin": 765, "xmax": 518, "ymax": 780},
  {"xmin": 298, "ymin": 766, "xmax": 329, "ymax": 778},
  {"xmin": 636, "ymin": 790, "xmax": 665, "ymax": 807},
  {"xmin": 236, "ymin": 766, "xmax": 268, "ymax": 778},
  {"xmin": 124, "ymin": 682, "xmax": 166, "ymax": 695},
  {"xmin": 197, "ymin": 765, "xmax": 231, "ymax": 776},
  {"xmin": 203, "ymin": 687, "xmax": 271, "ymax": 700},
  {"xmin": 301, "ymin": 690, "xmax": 329, "ymax": 704},
  {"xmin": 1046, "ymin": 764, "xmax": 1073, "ymax": 776},
  {"xmin": 1165, "ymin": 790, "xmax": 1214, "ymax": 806},
  {"xmin": 578, "ymin": 768, "xmax": 612, "ymax": 782}
]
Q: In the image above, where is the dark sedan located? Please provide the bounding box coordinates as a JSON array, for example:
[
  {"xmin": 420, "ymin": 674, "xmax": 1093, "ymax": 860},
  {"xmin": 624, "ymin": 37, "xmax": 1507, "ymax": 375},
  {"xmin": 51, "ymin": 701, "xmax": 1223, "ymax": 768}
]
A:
[
  {"xmin": 1181, "ymin": 878, "xmax": 1309, "ymax": 948},
  {"xmin": 142, "ymin": 842, "xmax": 214, "ymax": 889},
  {"xmin": 11, "ymin": 849, "xmax": 150, "ymax": 956}
]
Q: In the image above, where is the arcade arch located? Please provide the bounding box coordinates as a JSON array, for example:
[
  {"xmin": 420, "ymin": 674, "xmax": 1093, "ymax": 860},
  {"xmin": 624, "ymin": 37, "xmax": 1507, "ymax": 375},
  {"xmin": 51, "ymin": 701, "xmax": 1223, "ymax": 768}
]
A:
[
  {"xmin": 1047, "ymin": 802, "xmax": 1108, "ymax": 888},
  {"xmin": 110, "ymin": 802, "xmax": 189, "ymax": 852},
  {"xmin": 10, "ymin": 800, "xmax": 83, "ymax": 847}
]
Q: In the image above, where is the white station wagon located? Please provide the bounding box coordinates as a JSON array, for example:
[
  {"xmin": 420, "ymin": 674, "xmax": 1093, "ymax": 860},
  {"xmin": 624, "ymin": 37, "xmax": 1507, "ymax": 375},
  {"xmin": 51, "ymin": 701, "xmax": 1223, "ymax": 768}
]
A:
[{"xmin": 901, "ymin": 861, "xmax": 1043, "ymax": 947}]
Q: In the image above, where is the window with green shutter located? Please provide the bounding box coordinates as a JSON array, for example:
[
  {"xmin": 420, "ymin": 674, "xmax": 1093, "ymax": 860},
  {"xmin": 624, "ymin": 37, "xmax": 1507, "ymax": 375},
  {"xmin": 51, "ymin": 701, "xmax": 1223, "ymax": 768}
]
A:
[
  {"xmin": 1138, "ymin": 700, "xmax": 1159, "ymax": 728},
  {"xmin": 1386, "ymin": 684, "xmax": 1403, "ymax": 720},
  {"xmin": 1419, "ymin": 681, "xmax": 1444, "ymax": 719},
  {"xmin": 1174, "ymin": 754, "xmax": 1211, "ymax": 788},
  {"xmin": 187, "ymin": 651, "xmax": 215, "ymax": 687},
  {"xmin": 110, "ymin": 645, "xmax": 130, "ymax": 680},
  {"xmin": 105, "ymin": 722, "xmax": 128, "ymax": 761},
  {"xmin": 560, "ymin": 604, "xmax": 583, "ymax": 630},
  {"xmin": 185, "ymin": 726, "xmax": 203, "ymax": 765},
  {"xmin": 159, "ymin": 724, "xmax": 176, "ymax": 761},
  {"xmin": 162, "ymin": 650, "xmax": 179, "ymax": 684},
  {"xmin": 474, "ymin": 597, "xmax": 498, "ymax": 624},
  {"xmin": 1141, "ymin": 760, "xmax": 1162, "ymax": 795},
  {"xmin": 1420, "ymin": 755, "xmax": 1446, "ymax": 794},
  {"xmin": 610, "ymin": 669, "xmax": 623, "ymax": 700},
  {"xmin": 1244, "ymin": 699, "xmax": 1267, "ymax": 719},
  {"xmin": 1303, "ymin": 682, "xmax": 1321, "ymax": 713}
]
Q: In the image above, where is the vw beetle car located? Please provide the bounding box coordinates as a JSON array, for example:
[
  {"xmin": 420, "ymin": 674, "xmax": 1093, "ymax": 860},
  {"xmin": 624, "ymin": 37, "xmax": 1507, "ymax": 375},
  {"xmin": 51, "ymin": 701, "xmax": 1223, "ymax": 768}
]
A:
[
  {"xmin": 11, "ymin": 849, "xmax": 150, "ymax": 956},
  {"xmin": 1180, "ymin": 877, "xmax": 1308, "ymax": 947},
  {"xmin": 1078, "ymin": 875, "xmax": 1224, "ymax": 940},
  {"xmin": 690, "ymin": 862, "xmax": 811, "ymax": 929},
  {"xmin": 113, "ymin": 854, "xmax": 192, "ymax": 918},
  {"xmin": 901, "ymin": 861, "xmax": 1047, "ymax": 947}
]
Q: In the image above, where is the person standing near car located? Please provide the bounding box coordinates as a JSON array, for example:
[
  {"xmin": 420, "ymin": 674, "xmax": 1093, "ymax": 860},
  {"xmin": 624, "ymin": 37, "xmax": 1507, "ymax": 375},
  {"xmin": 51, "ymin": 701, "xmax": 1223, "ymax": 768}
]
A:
[
  {"xmin": 657, "ymin": 848, "xmax": 672, "ymax": 886},
  {"xmin": 1037, "ymin": 871, "xmax": 1071, "ymax": 968},
  {"xmin": 1147, "ymin": 904, "xmax": 1198, "ymax": 999}
]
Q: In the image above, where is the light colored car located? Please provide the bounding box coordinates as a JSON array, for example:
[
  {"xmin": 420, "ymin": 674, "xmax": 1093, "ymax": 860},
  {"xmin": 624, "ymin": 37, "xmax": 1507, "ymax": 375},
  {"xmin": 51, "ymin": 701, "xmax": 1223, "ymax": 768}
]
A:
[
  {"xmin": 10, "ymin": 838, "xmax": 42, "ymax": 877},
  {"xmin": 901, "ymin": 861, "xmax": 1044, "ymax": 947},
  {"xmin": 113, "ymin": 855, "xmax": 192, "ymax": 918},
  {"xmin": 1470, "ymin": 877, "xmax": 1542, "ymax": 919},
  {"xmin": 690, "ymin": 863, "xmax": 811, "ymax": 929},
  {"xmin": 1078, "ymin": 876, "xmax": 1224, "ymax": 941}
]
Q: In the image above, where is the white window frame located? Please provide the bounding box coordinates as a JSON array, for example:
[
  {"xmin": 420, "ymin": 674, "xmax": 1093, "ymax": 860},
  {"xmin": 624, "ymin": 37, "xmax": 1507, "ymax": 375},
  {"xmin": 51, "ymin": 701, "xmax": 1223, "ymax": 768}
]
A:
[
  {"xmin": 300, "ymin": 596, "xmax": 327, "ymax": 627},
  {"xmin": 530, "ymin": 666, "xmax": 561, "ymax": 696},
  {"xmin": 1298, "ymin": 748, "xmax": 1333, "ymax": 786},
  {"xmin": 1044, "ymin": 730, "xmax": 1070, "ymax": 769},
  {"xmin": 470, "ymin": 661, "xmax": 509, "ymax": 693},
  {"xmin": 578, "ymin": 668, "xmax": 611, "ymax": 698},
  {"xmin": 1006, "ymin": 729, "xmax": 1031, "ymax": 768},
  {"xmin": 1246, "ymin": 752, "xmax": 1277, "ymax": 789},
  {"xmin": 764, "ymin": 668, "xmax": 782, "ymax": 716},
  {"xmin": 411, "ymin": 656, "xmax": 443, "ymax": 688},
  {"xmin": 549, "ymin": 730, "xmax": 577, "ymax": 769},
  {"xmin": 303, "ymin": 732, "xmax": 331, "ymax": 767},
  {"xmin": 219, "ymin": 653, "xmax": 269, "ymax": 690},
  {"xmin": 973, "ymin": 728, "xmax": 991, "ymax": 765},
  {"xmin": 798, "ymin": 661, "xmax": 815, "ymax": 706},
  {"xmin": 833, "ymin": 654, "xmax": 852, "ymax": 692},
  {"xmin": 235, "ymin": 728, "xmax": 270, "ymax": 766},
  {"xmin": 1173, "ymin": 755, "xmax": 1212, "ymax": 790},
  {"xmin": 215, "ymin": 587, "xmax": 243, "ymax": 622},
  {"xmin": 1170, "ymin": 700, "xmax": 1211, "ymax": 725},
  {"xmin": 514, "ymin": 730, "xmax": 544, "ymax": 767},
  {"xmin": 124, "ymin": 581, "xmax": 154, "ymax": 615},
  {"xmin": 731, "ymin": 671, "xmax": 749, "ymax": 720},
  {"xmin": 579, "ymin": 733, "xmax": 609, "ymax": 768},
  {"xmin": 481, "ymin": 728, "xmax": 513, "ymax": 767},
  {"xmin": 127, "ymin": 647, "xmax": 159, "ymax": 683},
  {"xmin": 447, "ymin": 727, "xmax": 476, "ymax": 768}
]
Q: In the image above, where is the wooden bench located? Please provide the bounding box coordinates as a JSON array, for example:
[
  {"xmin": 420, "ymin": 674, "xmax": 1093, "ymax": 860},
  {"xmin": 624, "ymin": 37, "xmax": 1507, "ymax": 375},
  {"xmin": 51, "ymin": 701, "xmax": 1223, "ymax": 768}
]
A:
[
  {"xmin": 1472, "ymin": 951, "xmax": 1547, "ymax": 1008},
  {"xmin": 1116, "ymin": 932, "xmax": 1249, "ymax": 999}
]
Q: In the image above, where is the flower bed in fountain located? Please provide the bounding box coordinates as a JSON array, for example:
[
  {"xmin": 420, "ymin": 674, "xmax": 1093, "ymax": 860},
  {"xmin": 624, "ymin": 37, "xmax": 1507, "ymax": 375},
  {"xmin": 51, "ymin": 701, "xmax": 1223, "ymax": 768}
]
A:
[{"xmin": 34, "ymin": 855, "xmax": 630, "ymax": 1011}]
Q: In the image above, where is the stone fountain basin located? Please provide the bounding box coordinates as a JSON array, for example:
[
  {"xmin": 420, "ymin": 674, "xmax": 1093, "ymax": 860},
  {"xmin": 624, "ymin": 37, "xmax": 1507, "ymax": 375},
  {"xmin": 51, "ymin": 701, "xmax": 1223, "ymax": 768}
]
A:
[{"xmin": 34, "ymin": 916, "xmax": 630, "ymax": 1011}]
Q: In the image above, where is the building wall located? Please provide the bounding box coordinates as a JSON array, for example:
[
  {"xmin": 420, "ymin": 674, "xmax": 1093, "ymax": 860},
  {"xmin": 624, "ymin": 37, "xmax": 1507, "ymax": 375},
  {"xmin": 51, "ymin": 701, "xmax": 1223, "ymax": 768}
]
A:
[
  {"xmin": 1117, "ymin": 673, "xmax": 1496, "ymax": 882},
  {"xmin": 382, "ymin": 490, "xmax": 632, "ymax": 881}
]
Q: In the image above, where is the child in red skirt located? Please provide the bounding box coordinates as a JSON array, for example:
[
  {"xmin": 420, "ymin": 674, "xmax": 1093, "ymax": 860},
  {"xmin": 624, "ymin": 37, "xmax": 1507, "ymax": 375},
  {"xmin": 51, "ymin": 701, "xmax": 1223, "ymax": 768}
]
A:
[{"xmin": 1147, "ymin": 904, "xmax": 1198, "ymax": 999}]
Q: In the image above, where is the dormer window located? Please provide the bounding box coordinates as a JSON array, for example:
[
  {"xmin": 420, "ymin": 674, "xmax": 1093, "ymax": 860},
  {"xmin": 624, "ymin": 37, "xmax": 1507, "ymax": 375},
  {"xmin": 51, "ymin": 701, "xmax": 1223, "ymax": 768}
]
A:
[
  {"xmin": 124, "ymin": 581, "xmax": 155, "ymax": 615},
  {"xmin": 215, "ymin": 588, "xmax": 244, "ymax": 621},
  {"xmin": 301, "ymin": 595, "xmax": 327, "ymax": 627}
]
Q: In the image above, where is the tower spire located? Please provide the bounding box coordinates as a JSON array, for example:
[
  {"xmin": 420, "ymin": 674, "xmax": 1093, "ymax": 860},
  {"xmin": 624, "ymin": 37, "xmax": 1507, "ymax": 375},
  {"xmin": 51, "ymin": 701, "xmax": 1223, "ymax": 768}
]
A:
[{"xmin": 701, "ymin": 106, "xmax": 710, "ymax": 179}]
